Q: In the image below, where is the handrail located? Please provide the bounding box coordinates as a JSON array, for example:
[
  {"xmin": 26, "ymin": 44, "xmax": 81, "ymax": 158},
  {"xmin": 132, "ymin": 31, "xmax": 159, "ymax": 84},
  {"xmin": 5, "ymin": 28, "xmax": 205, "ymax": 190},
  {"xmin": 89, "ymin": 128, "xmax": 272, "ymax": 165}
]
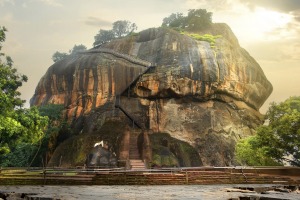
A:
[
  {"xmin": 81, "ymin": 48, "xmax": 152, "ymax": 67},
  {"xmin": 115, "ymin": 104, "xmax": 143, "ymax": 129},
  {"xmin": 118, "ymin": 65, "xmax": 155, "ymax": 97}
]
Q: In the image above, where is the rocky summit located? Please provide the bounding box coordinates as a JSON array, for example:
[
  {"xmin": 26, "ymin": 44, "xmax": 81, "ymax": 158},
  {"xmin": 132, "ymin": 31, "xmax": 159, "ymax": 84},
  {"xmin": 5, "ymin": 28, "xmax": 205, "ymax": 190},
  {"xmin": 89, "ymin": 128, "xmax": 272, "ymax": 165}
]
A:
[{"xmin": 30, "ymin": 23, "xmax": 272, "ymax": 167}]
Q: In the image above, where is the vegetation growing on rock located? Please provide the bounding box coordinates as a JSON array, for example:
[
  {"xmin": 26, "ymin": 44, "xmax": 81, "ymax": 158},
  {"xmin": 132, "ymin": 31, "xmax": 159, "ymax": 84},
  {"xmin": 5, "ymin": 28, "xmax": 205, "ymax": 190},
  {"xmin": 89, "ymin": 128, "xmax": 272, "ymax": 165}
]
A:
[
  {"xmin": 162, "ymin": 9, "xmax": 213, "ymax": 31},
  {"xmin": 29, "ymin": 9, "xmax": 273, "ymax": 167},
  {"xmin": 149, "ymin": 133, "xmax": 202, "ymax": 168},
  {"xmin": 181, "ymin": 32, "xmax": 222, "ymax": 48},
  {"xmin": 93, "ymin": 20, "xmax": 137, "ymax": 47},
  {"xmin": 47, "ymin": 118, "xmax": 126, "ymax": 167},
  {"xmin": 52, "ymin": 44, "xmax": 87, "ymax": 62}
]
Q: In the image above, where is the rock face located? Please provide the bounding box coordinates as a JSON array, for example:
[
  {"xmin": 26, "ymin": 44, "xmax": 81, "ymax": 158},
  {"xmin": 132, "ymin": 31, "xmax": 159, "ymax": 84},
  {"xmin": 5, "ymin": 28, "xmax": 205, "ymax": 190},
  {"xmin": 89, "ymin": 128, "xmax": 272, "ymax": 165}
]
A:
[{"xmin": 31, "ymin": 23, "xmax": 272, "ymax": 167}]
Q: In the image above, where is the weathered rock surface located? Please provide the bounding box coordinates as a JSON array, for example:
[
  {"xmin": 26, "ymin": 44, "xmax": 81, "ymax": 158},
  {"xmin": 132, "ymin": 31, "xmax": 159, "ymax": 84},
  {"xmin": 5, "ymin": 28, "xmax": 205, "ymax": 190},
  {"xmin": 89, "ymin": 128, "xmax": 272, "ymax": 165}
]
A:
[{"xmin": 31, "ymin": 23, "xmax": 272, "ymax": 167}]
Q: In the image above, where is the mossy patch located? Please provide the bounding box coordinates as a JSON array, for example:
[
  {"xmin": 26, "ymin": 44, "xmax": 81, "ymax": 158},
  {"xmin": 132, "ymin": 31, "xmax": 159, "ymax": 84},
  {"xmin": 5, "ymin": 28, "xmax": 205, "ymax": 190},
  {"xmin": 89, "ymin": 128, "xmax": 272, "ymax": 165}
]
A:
[
  {"xmin": 180, "ymin": 31, "xmax": 222, "ymax": 48},
  {"xmin": 149, "ymin": 133, "xmax": 202, "ymax": 168},
  {"xmin": 47, "ymin": 119, "xmax": 126, "ymax": 167}
]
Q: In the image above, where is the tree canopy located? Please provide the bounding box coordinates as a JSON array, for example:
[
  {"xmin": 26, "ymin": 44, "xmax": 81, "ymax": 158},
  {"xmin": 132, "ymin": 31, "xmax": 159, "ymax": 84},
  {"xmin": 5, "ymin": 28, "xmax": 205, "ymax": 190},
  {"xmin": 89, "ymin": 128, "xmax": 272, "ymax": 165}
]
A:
[
  {"xmin": 236, "ymin": 96, "xmax": 300, "ymax": 166},
  {"xmin": 112, "ymin": 20, "xmax": 137, "ymax": 38},
  {"xmin": 0, "ymin": 26, "xmax": 48, "ymax": 166},
  {"xmin": 162, "ymin": 9, "xmax": 213, "ymax": 31},
  {"xmin": 52, "ymin": 51, "xmax": 68, "ymax": 63},
  {"xmin": 52, "ymin": 44, "xmax": 87, "ymax": 62},
  {"xmin": 69, "ymin": 44, "xmax": 87, "ymax": 54},
  {"xmin": 93, "ymin": 20, "xmax": 137, "ymax": 47},
  {"xmin": 93, "ymin": 29, "xmax": 115, "ymax": 47}
]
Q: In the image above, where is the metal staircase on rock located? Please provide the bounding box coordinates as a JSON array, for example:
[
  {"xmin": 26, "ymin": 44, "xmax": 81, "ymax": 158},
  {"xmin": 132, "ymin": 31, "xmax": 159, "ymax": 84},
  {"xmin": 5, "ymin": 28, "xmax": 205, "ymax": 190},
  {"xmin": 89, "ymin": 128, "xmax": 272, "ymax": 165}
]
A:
[
  {"xmin": 83, "ymin": 47, "xmax": 154, "ymax": 170},
  {"xmin": 129, "ymin": 130, "xmax": 146, "ymax": 170},
  {"xmin": 84, "ymin": 47, "xmax": 152, "ymax": 67}
]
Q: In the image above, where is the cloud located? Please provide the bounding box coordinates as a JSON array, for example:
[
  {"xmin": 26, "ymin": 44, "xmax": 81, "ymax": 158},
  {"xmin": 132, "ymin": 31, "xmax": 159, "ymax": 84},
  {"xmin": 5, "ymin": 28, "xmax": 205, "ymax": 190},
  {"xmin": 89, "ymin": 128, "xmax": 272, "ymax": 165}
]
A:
[
  {"xmin": 184, "ymin": 0, "xmax": 234, "ymax": 12},
  {"xmin": 282, "ymin": 42, "xmax": 300, "ymax": 61},
  {"xmin": 37, "ymin": 0, "xmax": 62, "ymax": 7},
  {"xmin": 239, "ymin": 0, "xmax": 300, "ymax": 25},
  {"xmin": 239, "ymin": 0, "xmax": 300, "ymax": 13},
  {"xmin": 291, "ymin": 10, "xmax": 300, "ymax": 23},
  {"xmin": 246, "ymin": 38, "xmax": 300, "ymax": 63},
  {"xmin": 0, "ymin": 0, "xmax": 15, "ymax": 7},
  {"xmin": 84, "ymin": 17, "xmax": 112, "ymax": 28}
]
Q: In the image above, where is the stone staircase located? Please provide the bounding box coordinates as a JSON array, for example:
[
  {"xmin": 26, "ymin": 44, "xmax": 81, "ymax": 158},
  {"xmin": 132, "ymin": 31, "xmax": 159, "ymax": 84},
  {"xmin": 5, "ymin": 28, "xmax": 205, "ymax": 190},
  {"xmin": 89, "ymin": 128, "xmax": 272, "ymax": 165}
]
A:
[
  {"xmin": 129, "ymin": 131, "xmax": 146, "ymax": 170},
  {"xmin": 93, "ymin": 48, "xmax": 154, "ymax": 170}
]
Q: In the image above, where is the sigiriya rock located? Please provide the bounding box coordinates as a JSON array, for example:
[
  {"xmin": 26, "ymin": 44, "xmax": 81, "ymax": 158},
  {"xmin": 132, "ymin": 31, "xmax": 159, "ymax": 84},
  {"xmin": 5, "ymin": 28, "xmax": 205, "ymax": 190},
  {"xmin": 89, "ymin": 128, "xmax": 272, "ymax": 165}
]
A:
[{"xmin": 30, "ymin": 23, "xmax": 272, "ymax": 168}]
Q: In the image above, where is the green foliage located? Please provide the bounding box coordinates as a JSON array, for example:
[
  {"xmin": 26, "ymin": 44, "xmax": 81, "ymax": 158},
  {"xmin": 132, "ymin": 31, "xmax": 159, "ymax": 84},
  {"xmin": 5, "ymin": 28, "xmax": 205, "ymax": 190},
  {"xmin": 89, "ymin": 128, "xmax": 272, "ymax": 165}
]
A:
[
  {"xmin": 0, "ymin": 107, "xmax": 48, "ymax": 166},
  {"xmin": 162, "ymin": 12, "xmax": 185, "ymax": 29},
  {"xmin": 149, "ymin": 133, "xmax": 201, "ymax": 167},
  {"xmin": 151, "ymin": 148, "xmax": 179, "ymax": 167},
  {"xmin": 93, "ymin": 20, "xmax": 137, "ymax": 47},
  {"xmin": 182, "ymin": 32, "xmax": 221, "ymax": 47},
  {"xmin": 236, "ymin": 136, "xmax": 280, "ymax": 166},
  {"xmin": 0, "ymin": 26, "xmax": 7, "ymax": 51},
  {"xmin": 52, "ymin": 44, "xmax": 87, "ymax": 62},
  {"xmin": 38, "ymin": 104, "xmax": 64, "ymax": 121},
  {"xmin": 162, "ymin": 9, "xmax": 213, "ymax": 31},
  {"xmin": 93, "ymin": 29, "xmax": 115, "ymax": 47},
  {"xmin": 0, "ymin": 26, "xmax": 48, "ymax": 167},
  {"xmin": 0, "ymin": 60, "xmax": 28, "ymax": 113},
  {"xmin": 112, "ymin": 20, "xmax": 137, "ymax": 38},
  {"xmin": 69, "ymin": 44, "xmax": 87, "ymax": 54},
  {"xmin": 236, "ymin": 96, "xmax": 300, "ymax": 166},
  {"xmin": 0, "ymin": 143, "xmax": 39, "ymax": 167},
  {"xmin": 30, "ymin": 104, "xmax": 65, "ymax": 166},
  {"xmin": 186, "ymin": 9, "xmax": 213, "ymax": 31},
  {"xmin": 52, "ymin": 51, "xmax": 68, "ymax": 62}
]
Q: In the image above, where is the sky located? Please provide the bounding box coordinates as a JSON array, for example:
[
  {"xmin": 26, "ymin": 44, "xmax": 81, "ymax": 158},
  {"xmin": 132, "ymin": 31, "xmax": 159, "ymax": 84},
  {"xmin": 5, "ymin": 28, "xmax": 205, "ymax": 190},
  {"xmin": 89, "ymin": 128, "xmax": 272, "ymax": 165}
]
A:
[{"xmin": 0, "ymin": 0, "xmax": 299, "ymax": 113}]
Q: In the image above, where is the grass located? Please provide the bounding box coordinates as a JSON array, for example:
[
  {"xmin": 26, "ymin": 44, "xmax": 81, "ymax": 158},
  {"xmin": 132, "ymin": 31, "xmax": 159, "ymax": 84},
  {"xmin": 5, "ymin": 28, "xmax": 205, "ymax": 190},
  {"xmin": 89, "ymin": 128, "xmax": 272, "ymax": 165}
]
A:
[{"xmin": 180, "ymin": 31, "xmax": 222, "ymax": 48}]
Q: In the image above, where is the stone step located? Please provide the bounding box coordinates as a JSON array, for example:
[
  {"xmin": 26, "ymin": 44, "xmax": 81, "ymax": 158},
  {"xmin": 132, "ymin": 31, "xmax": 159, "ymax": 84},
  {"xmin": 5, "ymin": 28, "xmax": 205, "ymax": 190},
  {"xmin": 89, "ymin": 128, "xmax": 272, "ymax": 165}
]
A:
[
  {"xmin": 130, "ymin": 159, "xmax": 145, "ymax": 170},
  {"xmin": 129, "ymin": 156, "xmax": 140, "ymax": 159},
  {"xmin": 129, "ymin": 132, "xmax": 141, "ymax": 160}
]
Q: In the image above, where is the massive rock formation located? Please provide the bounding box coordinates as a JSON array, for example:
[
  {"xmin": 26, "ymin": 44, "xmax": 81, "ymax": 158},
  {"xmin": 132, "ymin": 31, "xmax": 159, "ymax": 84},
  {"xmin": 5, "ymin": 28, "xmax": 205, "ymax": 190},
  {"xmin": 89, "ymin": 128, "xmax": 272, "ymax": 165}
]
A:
[{"xmin": 31, "ymin": 23, "xmax": 272, "ymax": 167}]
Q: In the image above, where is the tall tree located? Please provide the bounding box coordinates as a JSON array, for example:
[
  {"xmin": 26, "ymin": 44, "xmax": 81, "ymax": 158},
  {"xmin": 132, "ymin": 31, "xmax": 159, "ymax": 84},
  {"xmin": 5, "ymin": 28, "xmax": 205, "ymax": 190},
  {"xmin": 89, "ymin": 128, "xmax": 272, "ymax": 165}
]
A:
[
  {"xmin": 161, "ymin": 9, "xmax": 213, "ymax": 31},
  {"xmin": 236, "ymin": 96, "xmax": 300, "ymax": 166},
  {"xmin": 93, "ymin": 20, "xmax": 137, "ymax": 47},
  {"xmin": 162, "ymin": 12, "xmax": 185, "ymax": 28},
  {"xmin": 52, "ymin": 44, "xmax": 87, "ymax": 62},
  {"xmin": 93, "ymin": 29, "xmax": 115, "ymax": 47},
  {"xmin": 0, "ymin": 26, "xmax": 48, "ymax": 166},
  {"xmin": 112, "ymin": 20, "xmax": 137, "ymax": 38},
  {"xmin": 69, "ymin": 44, "xmax": 87, "ymax": 54},
  {"xmin": 186, "ymin": 9, "xmax": 212, "ymax": 31},
  {"xmin": 52, "ymin": 51, "xmax": 68, "ymax": 62}
]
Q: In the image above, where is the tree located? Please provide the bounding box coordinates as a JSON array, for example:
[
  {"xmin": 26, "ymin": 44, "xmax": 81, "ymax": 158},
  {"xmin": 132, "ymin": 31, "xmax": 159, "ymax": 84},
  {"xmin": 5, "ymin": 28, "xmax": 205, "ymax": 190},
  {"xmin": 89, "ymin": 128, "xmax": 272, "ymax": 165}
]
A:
[
  {"xmin": 31, "ymin": 104, "xmax": 65, "ymax": 166},
  {"xmin": 0, "ymin": 107, "xmax": 48, "ymax": 167},
  {"xmin": 236, "ymin": 96, "xmax": 300, "ymax": 166},
  {"xmin": 186, "ymin": 9, "xmax": 212, "ymax": 31},
  {"xmin": 52, "ymin": 44, "xmax": 87, "ymax": 62},
  {"xmin": 93, "ymin": 29, "xmax": 115, "ymax": 47},
  {"xmin": 52, "ymin": 51, "xmax": 68, "ymax": 62},
  {"xmin": 161, "ymin": 9, "xmax": 213, "ymax": 31},
  {"xmin": 235, "ymin": 136, "xmax": 280, "ymax": 166},
  {"xmin": 69, "ymin": 44, "xmax": 87, "ymax": 54},
  {"xmin": 162, "ymin": 12, "xmax": 185, "ymax": 29},
  {"xmin": 93, "ymin": 20, "xmax": 138, "ymax": 47},
  {"xmin": 0, "ymin": 26, "xmax": 48, "ymax": 166},
  {"xmin": 112, "ymin": 20, "xmax": 137, "ymax": 38}
]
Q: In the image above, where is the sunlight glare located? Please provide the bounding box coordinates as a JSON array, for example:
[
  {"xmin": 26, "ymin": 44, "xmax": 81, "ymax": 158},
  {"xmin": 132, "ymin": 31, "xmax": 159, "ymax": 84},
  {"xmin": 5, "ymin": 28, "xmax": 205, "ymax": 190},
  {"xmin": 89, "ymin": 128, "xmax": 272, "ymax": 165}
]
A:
[{"xmin": 253, "ymin": 8, "xmax": 292, "ymax": 40}]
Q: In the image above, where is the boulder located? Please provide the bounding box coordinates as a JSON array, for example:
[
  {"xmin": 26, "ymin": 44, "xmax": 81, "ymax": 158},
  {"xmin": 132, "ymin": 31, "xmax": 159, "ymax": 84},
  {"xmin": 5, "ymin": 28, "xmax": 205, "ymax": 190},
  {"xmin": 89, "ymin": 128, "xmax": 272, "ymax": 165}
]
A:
[{"xmin": 31, "ymin": 23, "xmax": 272, "ymax": 167}]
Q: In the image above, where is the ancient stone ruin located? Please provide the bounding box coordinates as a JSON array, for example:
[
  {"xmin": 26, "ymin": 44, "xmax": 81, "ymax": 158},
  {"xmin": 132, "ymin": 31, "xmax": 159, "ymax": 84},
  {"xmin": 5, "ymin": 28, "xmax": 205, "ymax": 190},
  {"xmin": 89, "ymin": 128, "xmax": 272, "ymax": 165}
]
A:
[{"xmin": 30, "ymin": 23, "xmax": 272, "ymax": 168}]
